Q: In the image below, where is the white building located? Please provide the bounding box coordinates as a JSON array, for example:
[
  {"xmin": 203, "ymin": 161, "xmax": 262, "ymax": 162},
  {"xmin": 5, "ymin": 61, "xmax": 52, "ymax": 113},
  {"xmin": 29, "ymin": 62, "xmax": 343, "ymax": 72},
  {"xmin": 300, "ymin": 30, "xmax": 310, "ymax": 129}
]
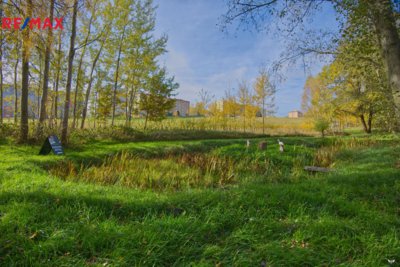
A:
[
  {"xmin": 288, "ymin": 110, "xmax": 303, "ymax": 118},
  {"xmin": 215, "ymin": 100, "xmax": 224, "ymax": 112}
]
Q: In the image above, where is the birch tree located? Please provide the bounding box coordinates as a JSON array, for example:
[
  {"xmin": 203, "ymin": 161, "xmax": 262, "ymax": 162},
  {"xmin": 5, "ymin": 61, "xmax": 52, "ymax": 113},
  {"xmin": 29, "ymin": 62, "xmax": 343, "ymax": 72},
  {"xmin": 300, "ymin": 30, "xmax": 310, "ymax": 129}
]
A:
[
  {"xmin": 38, "ymin": 0, "xmax": 55, "ymax": 134},
  {"xmin": 61, "ymin": 0, "xmax": 79, "ymax": 144},
  {"xmin": 254, "ymin": 68, "xmax": 275, "ymax": 133},
  {"xmin": 20, "ymin": 0, "xmax": 33, "ymax": 142},
  {"xmin": 223, "ymin": 0, "xmax": 400, "ymax": 121},
  {"xmin": 238, "ymin": 80, "xmax": 252, "ymax": 133}
]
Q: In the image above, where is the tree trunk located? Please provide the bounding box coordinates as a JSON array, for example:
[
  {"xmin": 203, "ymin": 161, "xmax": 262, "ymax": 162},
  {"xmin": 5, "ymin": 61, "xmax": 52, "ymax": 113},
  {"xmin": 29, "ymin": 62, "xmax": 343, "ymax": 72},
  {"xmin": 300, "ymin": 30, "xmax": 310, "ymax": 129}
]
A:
[
  {"xmin": 262, "ymin": 98, "xmax": 265, "ymax": 134},
  {"xmin": 127, "ymin": 85, "xmax": 137, "ymax": 127},
  {"xmin": 360, "ymin": 114, "xmax": 371, "ymax": 133},
  {"xmin": 111, "ymin": 24, "xmax": 127, "ymax": 126},
  {"xmin": 54, "ymin": 33, "xmax": 62, "ymax": 124},
  {"xmin": 61, "ymin": 0, "xmax": 78, "ymax": 144},
  {"xmin": 243, "ymin": 104, "xmax": 246, "ymax": 133},
  {"xmin": 144, "ymin": 112, "xmax": 149, "ymax": 130},
  {"xmin": 49, "ymin": 93, "xmax": 54, "ymax": 128},
  {"xmin": 81, "ymin": 34, "xmax": 106, "ymax": 129},
  {"xmin": 93, "ymin": 90, "xmax": 97, "ymax": 129},
  {"xmin": 38, "ymin": 0, "xmax": 55, "ymax": 134},
  {"xmin": 372, "ymin": 0, "xmax": 400, "ymax": 120},
  {"xmin": 37, "ymin": 49, "xmax": 43, "ymax": 120},
  {"xmin": 125, "ymin": 90, "xmax": 129, "ymax": 125},
  {"xmin": 73, "ymin": 15, "xmax": 94, "ymax": 129},
  {"xmin": 0, "ymin": 49, "xmax": 3, "ymax": 125},
  {"xmin": 14, "ymin": 57, "xmax": 19, "ymax": 124},
  {"xmin": 20, "ymin": 0, "xmax": 33, "ymax": 142},
  {"xmin": 72, "ymin": 54, "xmax": 83, "ymax": 129},
  {"xmin": 0, "ymin": 3, "xmax": 3, "ymax": 125},
  {"xmin": 367, "ymin": 111, "xmax": 373, "ymax": 134}
]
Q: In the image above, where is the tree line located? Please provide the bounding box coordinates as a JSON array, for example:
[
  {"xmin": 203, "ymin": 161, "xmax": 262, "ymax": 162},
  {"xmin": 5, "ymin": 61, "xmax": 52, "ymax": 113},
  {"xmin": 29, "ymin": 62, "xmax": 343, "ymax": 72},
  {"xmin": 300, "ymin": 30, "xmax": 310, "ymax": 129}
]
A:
[
  {"xmin": 0, "ymin": 0, "xmax": 178, "ymax": 144},
  {"xmin": 190, "ymin": 68, "xmax": 276, "ymax": 134},
  {"xmin": 223, "ymin": 0, "xmax": 400, "ymax": 133},
  {"xmin": 301, "ymin": 0, "xmax": 399, "ymax": 133}
]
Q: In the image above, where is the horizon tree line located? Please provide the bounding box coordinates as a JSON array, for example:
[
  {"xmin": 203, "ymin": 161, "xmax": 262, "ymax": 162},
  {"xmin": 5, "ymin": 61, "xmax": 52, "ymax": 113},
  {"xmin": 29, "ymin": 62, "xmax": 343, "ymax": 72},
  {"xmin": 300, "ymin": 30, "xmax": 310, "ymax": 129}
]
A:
[
  {"xmin": 191, "ymin": 68, "xmax": 276, "ymax": 133},
  {"xmin": 222, "ymin": 0, "xmax": 400, "ymax": 132}
]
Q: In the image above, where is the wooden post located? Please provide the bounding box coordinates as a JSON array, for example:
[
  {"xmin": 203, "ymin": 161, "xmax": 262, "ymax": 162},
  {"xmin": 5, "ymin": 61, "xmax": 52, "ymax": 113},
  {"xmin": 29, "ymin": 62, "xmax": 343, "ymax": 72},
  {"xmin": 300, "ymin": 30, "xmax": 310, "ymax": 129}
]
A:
[
  {"xmin": 258, "ymin": 141, "xmax": 267, "ymax": 150},
  {"xmin": 304, "ymin": 166, "xmax": 332, "ymax": 173}
]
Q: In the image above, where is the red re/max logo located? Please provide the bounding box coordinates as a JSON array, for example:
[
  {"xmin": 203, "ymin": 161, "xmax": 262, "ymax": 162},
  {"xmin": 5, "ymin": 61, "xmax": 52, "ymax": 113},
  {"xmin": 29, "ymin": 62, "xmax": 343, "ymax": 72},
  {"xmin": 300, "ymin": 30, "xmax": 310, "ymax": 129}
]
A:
[{"xmin": 2, "ymin": 17, "xmax": 64, "ymax": 30}]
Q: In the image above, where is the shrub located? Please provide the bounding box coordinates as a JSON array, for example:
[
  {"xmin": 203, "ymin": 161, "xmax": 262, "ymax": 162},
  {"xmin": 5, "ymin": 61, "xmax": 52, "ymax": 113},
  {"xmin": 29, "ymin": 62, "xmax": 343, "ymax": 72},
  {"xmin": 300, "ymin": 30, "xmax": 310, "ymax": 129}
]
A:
[
  {"xmin": 0, "ymin": 123, "xmax": 18, "ymax": 140},
  {"xmin": 314, "ymin": 119, "xmax": 330, "ymax": 137}
]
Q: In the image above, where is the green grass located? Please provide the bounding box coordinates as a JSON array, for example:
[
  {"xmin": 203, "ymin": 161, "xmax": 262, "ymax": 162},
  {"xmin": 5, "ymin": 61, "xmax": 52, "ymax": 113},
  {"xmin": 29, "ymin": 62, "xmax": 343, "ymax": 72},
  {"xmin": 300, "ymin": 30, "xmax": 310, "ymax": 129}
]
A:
[{"xmin": 0, "ymin": 134, "xmax": 399, "ymax": 266}]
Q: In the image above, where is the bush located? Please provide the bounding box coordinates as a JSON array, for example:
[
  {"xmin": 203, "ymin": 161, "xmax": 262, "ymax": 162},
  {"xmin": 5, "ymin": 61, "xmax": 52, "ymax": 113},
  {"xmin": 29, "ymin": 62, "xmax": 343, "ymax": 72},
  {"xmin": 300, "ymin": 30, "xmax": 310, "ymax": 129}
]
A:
[
  {"xmin": 314, "ymin": 119, "xmax": 330, "ymax": 137},
  {"xmin": 0, "ymin": 123, "xmax": 18, "ymax": 140}
]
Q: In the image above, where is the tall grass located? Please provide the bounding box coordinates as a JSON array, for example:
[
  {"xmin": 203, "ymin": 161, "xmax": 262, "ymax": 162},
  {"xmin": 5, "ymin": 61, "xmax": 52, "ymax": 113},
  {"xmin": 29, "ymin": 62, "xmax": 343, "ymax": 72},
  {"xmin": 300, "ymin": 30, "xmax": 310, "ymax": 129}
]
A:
[
  {"xmin": 125, "ymin": 117, "xmax": 316, "ymax": 135},
  {"xmin": 51, "ymin": 152, "xmax": 238, "ymax": 191},
  {"xmin": 313, "ymin": 137, "xmax": 381, "ymax": 167},
  {"xmin": 48, "ymin": 135, "xmax": 334, "ymax": 191}
]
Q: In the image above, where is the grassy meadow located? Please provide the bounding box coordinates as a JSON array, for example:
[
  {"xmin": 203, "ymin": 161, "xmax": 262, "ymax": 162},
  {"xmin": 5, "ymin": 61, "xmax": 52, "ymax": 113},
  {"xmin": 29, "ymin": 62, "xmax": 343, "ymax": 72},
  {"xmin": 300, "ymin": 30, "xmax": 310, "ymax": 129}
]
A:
[
  {"xmin": 120, "ymin": 117, "xmax": 317, "ymax": 136},
  {"xmin": 2, "ymin": 0, "xmax": 399, "ymax": 265},
  {"xmin": 0, "ymin": 116, "xmax": 316, "ymax": 136},
  {"xmin": 0, "ymin": 129, "xmax": 399, "ymax": 266}
]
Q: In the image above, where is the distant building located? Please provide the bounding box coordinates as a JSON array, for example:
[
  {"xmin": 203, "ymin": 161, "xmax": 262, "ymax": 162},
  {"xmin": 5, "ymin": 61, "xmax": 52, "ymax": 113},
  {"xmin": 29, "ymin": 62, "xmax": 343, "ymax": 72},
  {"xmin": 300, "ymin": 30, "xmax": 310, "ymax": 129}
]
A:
[
  {"xmin": 288, "ymin": 110, "xmax": 303, "ymax": 118},
  {"xmin": 135, "ymin": 94, "xmax": 190, "ymax": 117},
  {"xmin": 215, "ymin": 100, "xmax": 224, "ymax": 112},
  {"xmin": 169, "ymin": 99, "xmax": 190, "ymax": 117}
]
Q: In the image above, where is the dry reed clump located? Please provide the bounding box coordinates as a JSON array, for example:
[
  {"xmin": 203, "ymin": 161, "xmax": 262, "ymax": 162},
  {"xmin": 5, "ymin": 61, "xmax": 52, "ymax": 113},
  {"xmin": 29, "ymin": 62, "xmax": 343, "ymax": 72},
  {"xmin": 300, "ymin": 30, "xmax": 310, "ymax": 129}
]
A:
[
  {"xmin": 313, "ymin": 146, "xmax": 340, "ymax": 167},
  {"xmin": 50, "ymin": 152, "xmax": 239, "ymax": 191},
  {"xmin": 175, "ymin": 153, "xmax": 236, "ymax": 182},
  {"xmin": 313, "ymin": 137, "xmax": 379, "ymax": 167},
  {"xmin": 333, "ymin": 137, "xmax": 378, "ymax": 148}
]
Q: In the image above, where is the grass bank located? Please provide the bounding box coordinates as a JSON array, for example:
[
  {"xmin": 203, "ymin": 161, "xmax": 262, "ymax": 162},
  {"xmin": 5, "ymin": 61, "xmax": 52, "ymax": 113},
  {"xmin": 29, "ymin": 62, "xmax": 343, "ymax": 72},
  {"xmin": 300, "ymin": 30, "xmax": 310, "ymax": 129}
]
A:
[{"xmin": 0, "ymin": 135, "xmax": 399, "ymax": 266}]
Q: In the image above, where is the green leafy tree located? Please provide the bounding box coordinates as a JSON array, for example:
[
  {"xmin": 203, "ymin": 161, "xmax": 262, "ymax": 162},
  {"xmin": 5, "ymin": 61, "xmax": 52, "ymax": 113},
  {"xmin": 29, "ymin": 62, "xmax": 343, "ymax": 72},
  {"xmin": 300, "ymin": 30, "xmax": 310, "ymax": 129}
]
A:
[
  {"xmin": 253, "ymin": 68, "xmax": 275, "ymax": 133},
  {"xmin": 37, "ymin": 0, "xmax": 55, "ymax": 135},
  {"xmin": 121, "ymin": 0, "xmax": 168, "ymax": 126},
  {"xmin": 20, "ymin": 0, "xmax": 33, "ymax": 142},
  {"xmin": 223, "ymin": 0, "xmax": 400, "ymax": 118},
  {"xmin": 237, "ymin": 80, "xmax": 252, "ymax": 133},
  {"xmin": 97, "ymin": 84, "xmax": 113, "ymax": 127},
  {"xmin": 314, "ymin": 118, "xmax": 330, "ymax": 137},
  {"xmin": 139, "ymin": 68, "xmax": 178, "ymax": 130},
  {"xmin": 223, "ymin": 88, "xmax": 240, "ymax": 118},
  {"xmin": 61, "ymin": 0, "xmax": 79, "ymax": 144}
]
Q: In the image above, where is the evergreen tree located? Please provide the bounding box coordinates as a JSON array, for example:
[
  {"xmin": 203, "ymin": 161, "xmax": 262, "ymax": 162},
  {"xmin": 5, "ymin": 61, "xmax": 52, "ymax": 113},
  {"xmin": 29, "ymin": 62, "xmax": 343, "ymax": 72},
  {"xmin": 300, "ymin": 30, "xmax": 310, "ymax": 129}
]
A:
[{"xmin": 139, "ymin": 68, "xmax": 178, "ymax": 130}]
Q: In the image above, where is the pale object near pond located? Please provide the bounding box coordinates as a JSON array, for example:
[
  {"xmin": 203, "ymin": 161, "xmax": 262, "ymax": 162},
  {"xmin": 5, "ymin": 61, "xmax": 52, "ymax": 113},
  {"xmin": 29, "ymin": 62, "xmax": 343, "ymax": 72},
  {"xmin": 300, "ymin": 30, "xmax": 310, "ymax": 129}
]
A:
[{"xmin": 278, "ymin": 139, "xmax": 284, "ymax": 152}]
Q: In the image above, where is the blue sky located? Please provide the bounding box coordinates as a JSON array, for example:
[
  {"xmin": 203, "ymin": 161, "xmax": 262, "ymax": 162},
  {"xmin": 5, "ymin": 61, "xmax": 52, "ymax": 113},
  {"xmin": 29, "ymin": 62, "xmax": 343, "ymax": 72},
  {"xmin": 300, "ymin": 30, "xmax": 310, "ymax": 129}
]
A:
[{"xmin": 153, "ymin": 0, "xmax": 338, "ymax": 116}]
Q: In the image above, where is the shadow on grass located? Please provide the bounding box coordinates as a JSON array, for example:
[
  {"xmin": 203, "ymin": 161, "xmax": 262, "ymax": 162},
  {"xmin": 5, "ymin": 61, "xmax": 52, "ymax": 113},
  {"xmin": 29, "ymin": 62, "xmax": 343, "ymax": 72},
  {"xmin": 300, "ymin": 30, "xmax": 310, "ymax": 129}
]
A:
[{"xmin": 1, "ymin": 168, "xmax": 399, "ymax": 266}]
